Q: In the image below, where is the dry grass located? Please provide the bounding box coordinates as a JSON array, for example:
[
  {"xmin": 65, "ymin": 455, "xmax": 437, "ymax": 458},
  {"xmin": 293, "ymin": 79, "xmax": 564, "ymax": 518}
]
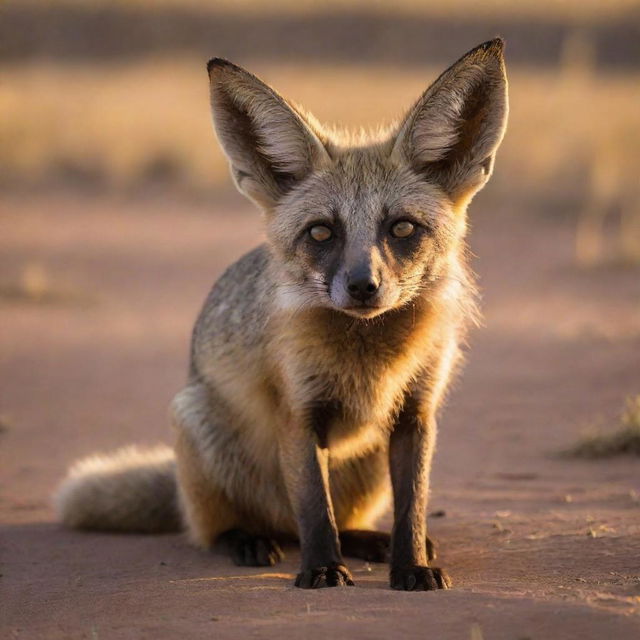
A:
[
  {"xmin": 2, "ymin": 15, "xmax": 639, "ymax": 264},
  {"xmin": 560, "ymin": 31, "xmax": 640, "ymax": 266},
  {"xmin": 563, "ymin": 395, "xmax": 640, "ymax": 458},
  {"xmin": 2, "ymin": 58, "xmax": 639, "ymax": 195},
  {"xmin": 0, "ymin": 263, "xmax": 96, "ymax": 306}
]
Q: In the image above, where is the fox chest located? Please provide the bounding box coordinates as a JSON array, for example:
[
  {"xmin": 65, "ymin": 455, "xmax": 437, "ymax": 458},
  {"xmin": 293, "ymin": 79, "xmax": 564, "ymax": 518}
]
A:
[
  {"xmin": 307, "ymin": 400, "xmax": 388, "ymax": 461},
  {"xmin": 276, "ymin": 307, "xmax": 441, "ymax": 459},
  {"xmin": 303, "ymin": 361, "xmax": 418, "ymax": 460}
]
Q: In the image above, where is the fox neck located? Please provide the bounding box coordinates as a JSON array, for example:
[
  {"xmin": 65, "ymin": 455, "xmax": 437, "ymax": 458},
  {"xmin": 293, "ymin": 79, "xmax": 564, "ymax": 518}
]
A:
[
  {"xmin": 272, "ymin": 263, "xmax": 472, "ymax": 380},
  {"xmin": 267, "ymin": 287, "xmax": 466, "ymax": 460}
]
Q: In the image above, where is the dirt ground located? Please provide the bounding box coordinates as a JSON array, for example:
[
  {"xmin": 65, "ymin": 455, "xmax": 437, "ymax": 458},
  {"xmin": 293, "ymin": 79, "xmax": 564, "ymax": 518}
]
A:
[{"xmin": 1, "ymin": 190, "xmax": 639, "ymax": 639}]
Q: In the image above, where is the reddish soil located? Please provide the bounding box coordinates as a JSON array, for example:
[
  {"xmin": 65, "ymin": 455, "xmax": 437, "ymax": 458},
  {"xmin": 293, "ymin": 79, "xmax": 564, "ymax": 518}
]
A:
[{"xmin": 1, "ymin": 191, "xmax": 639, "ymax": 639}]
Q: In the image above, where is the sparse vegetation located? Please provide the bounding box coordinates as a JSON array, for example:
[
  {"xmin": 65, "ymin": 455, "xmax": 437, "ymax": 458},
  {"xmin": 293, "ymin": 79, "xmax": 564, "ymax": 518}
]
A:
[
  {"xmin": 563, "ymin": 395, "xmax": 640, "ymax": 458},
  {"xmin": 1, "ymin": 61, "xmax": 639, "ymax": 199},
  {"xmin": 2, "ymin": 2, "xmax": 639, "ymax": 271},
  {"xmin": 561, "ymin": 30, "xmax": 640, "ymax": 267},
  {"xmin": 0, "ymin": 263, "xmax": 95, "ymax": 306}
]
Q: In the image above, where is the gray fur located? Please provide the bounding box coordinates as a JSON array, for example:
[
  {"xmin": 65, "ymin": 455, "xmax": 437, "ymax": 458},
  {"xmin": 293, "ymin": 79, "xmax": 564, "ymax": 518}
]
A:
[{"xmin": 55, "ymin": 40, "xmax": 508, "ymax": 590}]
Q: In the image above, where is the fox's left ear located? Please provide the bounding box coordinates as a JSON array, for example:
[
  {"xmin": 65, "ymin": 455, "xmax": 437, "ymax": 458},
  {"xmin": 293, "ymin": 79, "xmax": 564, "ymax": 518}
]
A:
[
  {"xmin": 207, "ymin": 58, "xmax": 330, "ymax": 210},
  {"xmin": 392, "ymin": 38, "xmax": 508, "ymax": 211}
]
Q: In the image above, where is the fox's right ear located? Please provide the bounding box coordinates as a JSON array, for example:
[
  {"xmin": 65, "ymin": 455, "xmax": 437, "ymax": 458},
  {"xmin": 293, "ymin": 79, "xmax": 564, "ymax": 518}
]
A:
[
  {"xmin": 207, "ymin": 59, "xmax": 330, "ymax": 210},
  {"xmin": 392, "ymin": 39, "xmax": 508, "ymax": 212}
]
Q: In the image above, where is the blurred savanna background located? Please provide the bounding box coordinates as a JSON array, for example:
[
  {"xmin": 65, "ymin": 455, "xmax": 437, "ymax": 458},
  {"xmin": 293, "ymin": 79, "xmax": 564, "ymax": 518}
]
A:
[
  {"xmin": 2, "ymin": 0, "xmax": 640, "ymax": 258},
  {"xmin": 2, "ymin": 1, "xmax": 640, "ymax": 638}
]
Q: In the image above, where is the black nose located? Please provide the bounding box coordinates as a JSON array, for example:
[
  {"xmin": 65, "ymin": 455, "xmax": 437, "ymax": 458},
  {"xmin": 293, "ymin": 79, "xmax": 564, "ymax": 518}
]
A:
[{"xmin": 346, "ymin": 271, "xmax": 380, "ymax": 302}]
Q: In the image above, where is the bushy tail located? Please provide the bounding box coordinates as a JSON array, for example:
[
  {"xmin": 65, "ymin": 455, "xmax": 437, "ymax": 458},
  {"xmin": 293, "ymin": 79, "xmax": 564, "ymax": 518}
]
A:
[{"xmin": 54, "ymin": 445, "xmax": 182, "ymax": 533}]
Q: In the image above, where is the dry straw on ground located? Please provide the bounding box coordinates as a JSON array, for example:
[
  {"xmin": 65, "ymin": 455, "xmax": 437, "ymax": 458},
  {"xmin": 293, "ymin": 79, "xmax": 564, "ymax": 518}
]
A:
[{"xmin": 563, "ymin": 395, "xmax": 640, "ymax": 458}]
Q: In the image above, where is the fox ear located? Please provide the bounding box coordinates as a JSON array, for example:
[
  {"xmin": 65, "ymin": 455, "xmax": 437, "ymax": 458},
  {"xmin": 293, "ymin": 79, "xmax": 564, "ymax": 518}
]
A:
[
  {"xmin": 207, "ymin": 59, "xmax": 329, "ymax": 209},
  {"xmin": 392, "ymin": 39, "xmax": 508, "ymax": 210}
]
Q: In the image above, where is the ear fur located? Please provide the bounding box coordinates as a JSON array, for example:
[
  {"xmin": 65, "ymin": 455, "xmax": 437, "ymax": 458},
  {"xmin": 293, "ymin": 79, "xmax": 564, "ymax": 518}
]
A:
[
  {"xmin": 207, "ymin": 59, "xmax": 330, "ymax": 209},
  {"xmin": 392, "ymin": 39, "xmax": 508, "ymax": 210}
]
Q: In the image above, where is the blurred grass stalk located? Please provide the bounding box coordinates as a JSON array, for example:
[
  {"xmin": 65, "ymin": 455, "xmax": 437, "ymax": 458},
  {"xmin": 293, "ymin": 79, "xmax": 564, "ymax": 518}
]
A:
[
  {"xmin": 560, "ymin": 30, "xmax": 640, "ymax": 266},
  {"xmin": 563, "ymin": 395, "xmax": 640, "ymax": 458}
]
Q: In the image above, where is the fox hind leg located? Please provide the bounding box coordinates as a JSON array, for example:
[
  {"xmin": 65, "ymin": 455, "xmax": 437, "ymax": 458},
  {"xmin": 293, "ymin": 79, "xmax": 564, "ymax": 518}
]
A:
[
  {"xmin": 331, "ymin": 448, "xmax": 436, "ymax": 564},
  {"xmin": 174, "ymin": 426, "xmax": 239, "ymax": 549},
  {"xmin": 339, "ymin": 530, "xmax": 437, "ymax": 563},
  {"xmin": 218, "ymin": 529, "xmax": 285, "ymax": 567},
  {"xmin": 172, "ymin": 384, "xmax": 242, "ymax": 550},
  {"xmin": 330, "ymin": 447, "xmax": 391, "ymax": 533},
  {"xmin": 178, "ymin": 440, "xmax": 286, "ymax": 568},
  {"xmin": 172, "ymin": 384, "xmax": 287, "ymax": 567}
]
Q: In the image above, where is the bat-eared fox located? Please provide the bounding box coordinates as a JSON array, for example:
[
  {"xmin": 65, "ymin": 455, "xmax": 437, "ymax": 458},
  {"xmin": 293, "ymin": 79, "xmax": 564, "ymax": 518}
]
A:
[{"xmin": 56, "ymin": 39, "xmax": 508, "ymax": 590}]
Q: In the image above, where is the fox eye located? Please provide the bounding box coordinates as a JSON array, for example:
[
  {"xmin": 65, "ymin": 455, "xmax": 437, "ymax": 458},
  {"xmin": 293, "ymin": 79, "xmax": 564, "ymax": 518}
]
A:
[
  {"xmin": 390, "ymin": 220, "xmax": 415, "ymax": 238},
  {"xmin": 309, "ymin": 224, "xmax": 333, "ymax": 243}
]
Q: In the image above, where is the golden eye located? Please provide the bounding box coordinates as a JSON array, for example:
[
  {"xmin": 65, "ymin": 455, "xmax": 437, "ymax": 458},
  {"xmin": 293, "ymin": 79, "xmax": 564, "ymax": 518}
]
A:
[
  {"xmin": 309, "ymin": 225, "xmax": 333, "ymax": 242},
  {"xmin": 390, "ymin": 220, "xmax": 415, "ymax": 238}
]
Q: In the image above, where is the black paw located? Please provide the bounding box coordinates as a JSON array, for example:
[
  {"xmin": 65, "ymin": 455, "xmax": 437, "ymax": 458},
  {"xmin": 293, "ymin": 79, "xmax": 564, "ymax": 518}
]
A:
[
  {"xmin": 339, "ymin": 530, "xmax": 390, "ymax": 563},
  {"xmin": 339, "ymin": 530, "xmax": 437, "ymax": 563},
  {"xmin": 390, "ymin": 566, "xmax": 451, "ymax": 591},
  {"xmin": 295, "ymin": 563, "xmax": 355, "ymax": 589},
  {"xmin": 220, "ymin": 529, "xmax": 284, "ymax": 567}
]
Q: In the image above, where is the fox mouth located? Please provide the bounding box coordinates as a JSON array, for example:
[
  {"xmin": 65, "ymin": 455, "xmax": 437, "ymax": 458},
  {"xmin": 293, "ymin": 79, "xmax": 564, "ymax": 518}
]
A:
[{"xmin": 340, "ymin": 303, "xmax": 387, "ymax": 319}]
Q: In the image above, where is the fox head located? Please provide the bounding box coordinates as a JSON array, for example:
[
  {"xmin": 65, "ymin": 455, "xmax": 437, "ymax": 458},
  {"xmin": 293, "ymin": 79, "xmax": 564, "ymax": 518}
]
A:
[{"xmin": 207, "ymin": 40, "xmax": 508, "ymax": 319}]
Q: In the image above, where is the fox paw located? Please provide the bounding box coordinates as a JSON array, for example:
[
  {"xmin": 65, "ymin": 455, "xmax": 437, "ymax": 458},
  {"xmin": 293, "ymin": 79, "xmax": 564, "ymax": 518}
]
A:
[
  {"xmin": 295, "ymin": 563, "xmax": 355, "ymax": 589},
  {"xmin": 340, "ymin": 530, "xmax": 437, "ymax": 563},
  {"xmin": 390, "ymin": 566, "xmax": 451, "ymax": 591},
  {"xmin": 221, "ymin": 529, "xmax": 284, "ymax": 567},
  {"xmin": 340, "ymin": 530, "xmax": 390, "ymax": 562}
]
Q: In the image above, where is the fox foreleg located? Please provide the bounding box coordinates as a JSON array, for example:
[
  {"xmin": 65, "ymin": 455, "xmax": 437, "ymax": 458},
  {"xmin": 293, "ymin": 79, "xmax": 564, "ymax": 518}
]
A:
[
  {"xmin": 389, "ymin": 391, "xmax": 451, "ymax": 591},
  {"xmin": 278, "ymin": 416, "xmax": 354, "ymax": 589}
]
